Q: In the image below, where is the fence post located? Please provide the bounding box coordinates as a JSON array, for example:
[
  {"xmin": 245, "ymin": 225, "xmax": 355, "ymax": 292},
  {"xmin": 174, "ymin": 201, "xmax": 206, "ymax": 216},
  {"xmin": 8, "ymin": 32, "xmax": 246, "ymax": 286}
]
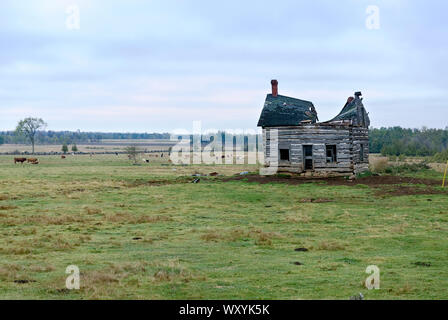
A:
[{"xmin": 443, "ymin": 160, "xmax": 448, "ymax": 188}]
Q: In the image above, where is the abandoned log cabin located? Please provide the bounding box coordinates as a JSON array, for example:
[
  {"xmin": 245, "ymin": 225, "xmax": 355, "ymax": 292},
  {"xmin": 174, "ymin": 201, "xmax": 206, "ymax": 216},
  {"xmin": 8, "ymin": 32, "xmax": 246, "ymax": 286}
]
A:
[{"xmin": 257, "ymin": 80, "xmax": 370, "ymax": 176}]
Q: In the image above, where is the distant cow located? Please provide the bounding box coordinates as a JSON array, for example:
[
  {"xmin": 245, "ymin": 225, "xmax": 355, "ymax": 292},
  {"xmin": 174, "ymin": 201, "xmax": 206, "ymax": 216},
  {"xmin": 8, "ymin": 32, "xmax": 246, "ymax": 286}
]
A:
[
  {"xmin": 61, "ymin": 155, "xmax": 66, "ymax": 159},
  {"xmin": 27, "ymin": 158, "xmax": 38, "ymax": 163},
  {"xmin": 14, "ymin": 157, "xmax": 27, "ymax": 164}
]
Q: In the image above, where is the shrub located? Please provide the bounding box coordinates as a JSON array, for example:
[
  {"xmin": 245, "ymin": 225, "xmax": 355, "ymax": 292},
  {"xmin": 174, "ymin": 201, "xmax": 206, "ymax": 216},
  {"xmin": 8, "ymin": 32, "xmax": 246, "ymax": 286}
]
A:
[
  {"xmin": 370, "ymin": 158, "xmax": 389, "ymax": 173},
  {"xmin": 388, "ymin": 155, "xmax": 397, "ymax": 162},
  {"xmin": 386, "ymin": 162, "xmax": 430, "ymax": 174},
  {"xmin": 356, "ymin": 170, "xmax": 374, "ymax": 178},
  {"xmin": 432, "ymin": 150, "xmax": 448, "ymax": 163}
]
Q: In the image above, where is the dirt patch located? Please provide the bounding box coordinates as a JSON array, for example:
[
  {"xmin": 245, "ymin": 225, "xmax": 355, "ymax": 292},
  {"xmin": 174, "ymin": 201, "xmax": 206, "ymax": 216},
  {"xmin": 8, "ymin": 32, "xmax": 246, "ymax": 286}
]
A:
[
  {"xmin": 374, "ymin": 185, "xmax": 445, "ymax": 197},
  {"xmin": 14, "ymin": 279, "xmax": 36, "ymax": 284},
  {"xmin": 414, "ymin": 261, "xmax": 431, "ymax": 267},
  {"xmin": 300, "ymin": 198, "xmax": 333, "ymax": 203},
  {"xmin": 223, "ymin": 174, "xmax": 446, "ymax": 197},
  {"xmin": 224, "ymin": 174, "xmax": 441, "ymax": 187},
  {"xmin": 126, "ymin": 177, "xmax": 191, "ymax": 187}
]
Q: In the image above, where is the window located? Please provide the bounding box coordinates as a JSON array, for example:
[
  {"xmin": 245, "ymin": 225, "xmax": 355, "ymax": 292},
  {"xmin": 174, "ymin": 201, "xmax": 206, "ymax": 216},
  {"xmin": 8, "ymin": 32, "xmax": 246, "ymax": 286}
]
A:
[
  {"xmin": 279, "ymin": 149, "xmax": 290, "ymax": 161},
  {"xmin": 360, "ymin": 144, "xmax": 364, "ymax": 161},
  {"xmin": 326, "ymin": 145, "xmax": 337, "ymax": 163},
  {"xmin": 303, "ymin": 145, "xmax": 313, "ymax": 157}
]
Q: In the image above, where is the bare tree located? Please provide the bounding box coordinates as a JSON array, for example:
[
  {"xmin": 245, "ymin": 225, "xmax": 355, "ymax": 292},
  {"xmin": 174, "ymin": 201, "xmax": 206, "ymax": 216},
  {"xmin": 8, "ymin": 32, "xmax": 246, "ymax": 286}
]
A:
[
  {"xmin": 15, "ymin": 117, "xmax": 47, "ymax": 154},
  {"xmin": 125, "ymin": 145, "xmax": 139, "ymax": 164}
]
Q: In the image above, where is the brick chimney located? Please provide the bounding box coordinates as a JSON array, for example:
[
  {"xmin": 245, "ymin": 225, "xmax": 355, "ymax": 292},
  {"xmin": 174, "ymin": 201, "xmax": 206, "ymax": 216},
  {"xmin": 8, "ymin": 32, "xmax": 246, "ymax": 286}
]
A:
[{"xmin": 271, "ymin": 79, "xmax": 278, "ymax": 97}]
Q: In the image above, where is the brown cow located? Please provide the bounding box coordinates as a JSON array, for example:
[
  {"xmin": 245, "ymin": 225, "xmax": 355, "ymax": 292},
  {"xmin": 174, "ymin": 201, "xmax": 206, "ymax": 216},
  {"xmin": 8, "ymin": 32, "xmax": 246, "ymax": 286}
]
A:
[
  {"xmin": 61, "ymin": 155, "xmax": 66, "ymax": 159},
  {"xmin": 27, "ymin": 158, "xmax": 38, "ymax": 163},
  {"xmin": 14, "ymin": 157, "xmax": 27, "ymax": 164}
]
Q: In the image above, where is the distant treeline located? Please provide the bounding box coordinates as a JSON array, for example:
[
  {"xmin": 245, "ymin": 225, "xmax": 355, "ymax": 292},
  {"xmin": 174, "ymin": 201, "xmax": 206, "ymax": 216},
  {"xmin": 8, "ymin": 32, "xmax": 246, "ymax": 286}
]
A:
[
  {"xmin": 0, "ymin": 131, "xmax": 171, "ymax": 145},
  {"xmin": 1, "ymin": 127, "xmax": 448, "ymax": 158},
  {"xmin": 370, "ymin": 127, "xmax": 448, "ymax": 156}
]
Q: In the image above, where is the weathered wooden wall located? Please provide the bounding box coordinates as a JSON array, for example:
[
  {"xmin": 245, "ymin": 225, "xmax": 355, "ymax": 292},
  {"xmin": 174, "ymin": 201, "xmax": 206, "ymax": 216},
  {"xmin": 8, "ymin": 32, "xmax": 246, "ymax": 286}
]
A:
[
  {"xmin": 263, "ymin": 124, "xmax": 369, "ymax": 176},
  {"xmin": 352, "ymin": 127, "xmax": 369, "ymax": 174}
]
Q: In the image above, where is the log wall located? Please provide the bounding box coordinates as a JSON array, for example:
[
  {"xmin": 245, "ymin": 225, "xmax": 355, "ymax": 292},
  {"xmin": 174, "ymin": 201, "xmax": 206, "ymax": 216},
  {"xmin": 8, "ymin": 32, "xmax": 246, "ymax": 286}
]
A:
[{"xmin": 263, "ymin": 124, "xmax": 369, "ymax": 176}]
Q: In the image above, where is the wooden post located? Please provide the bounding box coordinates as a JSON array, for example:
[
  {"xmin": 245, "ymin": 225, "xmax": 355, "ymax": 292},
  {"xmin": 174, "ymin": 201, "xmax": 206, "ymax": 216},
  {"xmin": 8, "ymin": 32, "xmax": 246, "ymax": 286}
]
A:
[{"xmin": 443, "ymin": 160, "xmax": 448, "ymax": 188}]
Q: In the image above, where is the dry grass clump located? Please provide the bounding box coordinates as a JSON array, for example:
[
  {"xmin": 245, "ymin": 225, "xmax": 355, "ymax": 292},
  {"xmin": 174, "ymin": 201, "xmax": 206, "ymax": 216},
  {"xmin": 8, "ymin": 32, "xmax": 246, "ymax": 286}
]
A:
[
  {"xmin": 84, "ymin": 271, "xmax": 120, "ymax": 285},
  {"xmin": 105, "ymin": 212, "xmax": 172, "ymax": 224},
  {"xmin": 0, "ymin": 205, "xmax": 18, "ymax": 210},
  {"xmin": 200, "ymin": 230, "xmax": 225, "ymax": 242},
  {"xmin": 370, "ymin": 157, "xmax": 389, "ymax": 173},
  {"xmin": 151, "ymin": 259, "xmax": 196, "ymax": 283},
  {"xmin": 0, "ymin": 263, "xmax": 22, "ymax": 280},
  {"xmin": 284, "ymin": 213, "xmax": 312, "ymax": 223},
  {"xmin": 78, "ymin": 235, "xmax": 92, "ymax": 243},
  {"xmin": 0, "ymin": 246, "xmax": 33, "ymax": 255},
  {"xmin": 29, "ymin": 264, "xmax": 56, "ymax": 272},
  {"xmin": 21, "ymin": 214, "xmax": 90, "ymax": 226},
  {"xmin": 108, "ymin": 261, "xmax": 149, "ymax": 275},
  {"xmin": 390, "ymin": 223, "xmax": 409, "ymax": 234},
  {"xmin": 200, "ymin": 227, "xmax": 282, "ymax": 245},
  {"xmin": 319, "ymin": 263, "xmax": 341, "ymax": 271},
  {"xmin": 84, "ymin": 207, "xmax": 102, "ymax": 215},
  {"xmin": 315, "ymin": 241, "xmax": 346, "ymax": 251},
  {"xmin": 0, "ymin": 194, "xmax": 9, "ymax": 201},
  {"xmin": 153, "ymin": 268, "xmax": 193, "ymax": 282},
  {"xmin": 3, "ymin": 235, "xmax": 77, "ymax": 254}
]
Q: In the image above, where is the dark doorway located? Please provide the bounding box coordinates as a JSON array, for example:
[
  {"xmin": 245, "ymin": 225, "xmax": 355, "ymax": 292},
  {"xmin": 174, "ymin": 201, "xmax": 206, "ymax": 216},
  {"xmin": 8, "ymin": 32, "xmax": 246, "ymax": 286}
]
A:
[{"xmin": 303, "ymin": 145, "xmax": 313, "ymax": 170}]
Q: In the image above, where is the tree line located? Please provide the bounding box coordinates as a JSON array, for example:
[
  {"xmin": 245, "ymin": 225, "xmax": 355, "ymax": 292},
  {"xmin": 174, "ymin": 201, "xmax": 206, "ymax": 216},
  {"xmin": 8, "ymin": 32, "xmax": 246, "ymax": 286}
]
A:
[
  {"xmin": 369, "ymin": 127, "xmax": 448, "ymax": 156},
  {"xmin": 0, "ymin": 130, "xmax": 171, "ymax": 145},
  {"xmin": 2, "ymin": 123, "xmax": 448, "ymax": 158}
]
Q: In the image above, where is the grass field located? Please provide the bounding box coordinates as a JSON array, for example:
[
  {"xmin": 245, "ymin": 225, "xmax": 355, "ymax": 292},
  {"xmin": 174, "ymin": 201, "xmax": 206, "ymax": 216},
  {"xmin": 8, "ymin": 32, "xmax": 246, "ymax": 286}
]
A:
[{"xmin": 0, "ymin": 154, "xmax": 447, "ymax": 299}]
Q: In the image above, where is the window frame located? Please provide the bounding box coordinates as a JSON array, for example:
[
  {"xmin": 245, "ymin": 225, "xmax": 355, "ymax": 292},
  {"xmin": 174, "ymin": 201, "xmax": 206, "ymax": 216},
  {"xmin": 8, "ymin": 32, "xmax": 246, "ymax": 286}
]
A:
[
  {"xmin": 326, "ymin": 144, "xmax": 337, "ymax": 163},
  {"xmin": 279, "ymin": 148, "xmax": 290, "ymax": 161}
]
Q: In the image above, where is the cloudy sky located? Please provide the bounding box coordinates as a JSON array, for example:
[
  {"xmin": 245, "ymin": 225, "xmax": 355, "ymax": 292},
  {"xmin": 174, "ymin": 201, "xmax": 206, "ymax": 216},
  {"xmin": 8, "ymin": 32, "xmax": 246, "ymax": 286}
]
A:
[{"xmin": 0, "ymin": 0, "xmax": 447, "ymax": 132}]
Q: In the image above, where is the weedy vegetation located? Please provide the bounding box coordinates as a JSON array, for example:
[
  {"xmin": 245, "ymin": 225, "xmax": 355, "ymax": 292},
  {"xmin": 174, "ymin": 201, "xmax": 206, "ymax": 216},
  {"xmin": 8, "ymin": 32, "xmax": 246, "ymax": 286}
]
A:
[{"xmin": 0, "ymin": 154, "xmax": 447, "ymax": 299}]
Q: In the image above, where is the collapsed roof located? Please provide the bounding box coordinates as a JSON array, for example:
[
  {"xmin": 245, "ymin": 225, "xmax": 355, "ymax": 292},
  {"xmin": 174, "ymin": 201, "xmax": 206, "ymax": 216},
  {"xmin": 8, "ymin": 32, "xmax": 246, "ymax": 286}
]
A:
[{"xmin": 324, "ymin": 92, "xmax": 370, "ymax": 127}]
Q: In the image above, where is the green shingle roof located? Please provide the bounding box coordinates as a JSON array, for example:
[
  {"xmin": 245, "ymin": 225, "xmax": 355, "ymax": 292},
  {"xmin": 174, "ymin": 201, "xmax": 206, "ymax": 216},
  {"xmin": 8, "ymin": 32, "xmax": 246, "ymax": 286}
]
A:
[{"xmin": 257, "ymin": 94, "xmax": 318, "ymax": 127}]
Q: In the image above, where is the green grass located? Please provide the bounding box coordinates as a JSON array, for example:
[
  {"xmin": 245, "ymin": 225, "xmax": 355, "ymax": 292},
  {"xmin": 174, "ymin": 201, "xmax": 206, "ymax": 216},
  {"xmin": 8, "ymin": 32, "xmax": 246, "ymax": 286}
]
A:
[{"xmin": 0, "ymin": 155, "xmax": 447, "ymax": 299}]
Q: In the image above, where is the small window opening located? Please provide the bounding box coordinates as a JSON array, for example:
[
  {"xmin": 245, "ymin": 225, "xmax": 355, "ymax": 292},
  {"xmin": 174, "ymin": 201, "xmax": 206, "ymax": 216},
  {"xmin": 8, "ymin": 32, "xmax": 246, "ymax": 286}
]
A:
[
  {"xmin": 326, "ymin": 145, "xmax": 337, "ymax": 163},
  {"xmin": 279, "ymin": 149, "xmax": 290, "ymax": 161}
]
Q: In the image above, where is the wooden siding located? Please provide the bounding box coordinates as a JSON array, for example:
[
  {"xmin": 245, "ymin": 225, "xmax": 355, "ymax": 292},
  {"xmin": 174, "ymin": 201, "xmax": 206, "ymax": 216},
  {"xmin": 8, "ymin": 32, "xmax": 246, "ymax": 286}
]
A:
[{"xmin": 263, "ymin": 124, "xmax": 369, "ymax": 176}]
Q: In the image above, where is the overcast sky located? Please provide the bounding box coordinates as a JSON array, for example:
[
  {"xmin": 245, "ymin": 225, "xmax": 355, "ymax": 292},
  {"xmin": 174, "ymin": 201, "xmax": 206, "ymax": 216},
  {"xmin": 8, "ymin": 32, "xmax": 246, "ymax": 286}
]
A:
[{"xmin": 0, "ymin": 0, "xmax": 447, "ymax": 132}]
